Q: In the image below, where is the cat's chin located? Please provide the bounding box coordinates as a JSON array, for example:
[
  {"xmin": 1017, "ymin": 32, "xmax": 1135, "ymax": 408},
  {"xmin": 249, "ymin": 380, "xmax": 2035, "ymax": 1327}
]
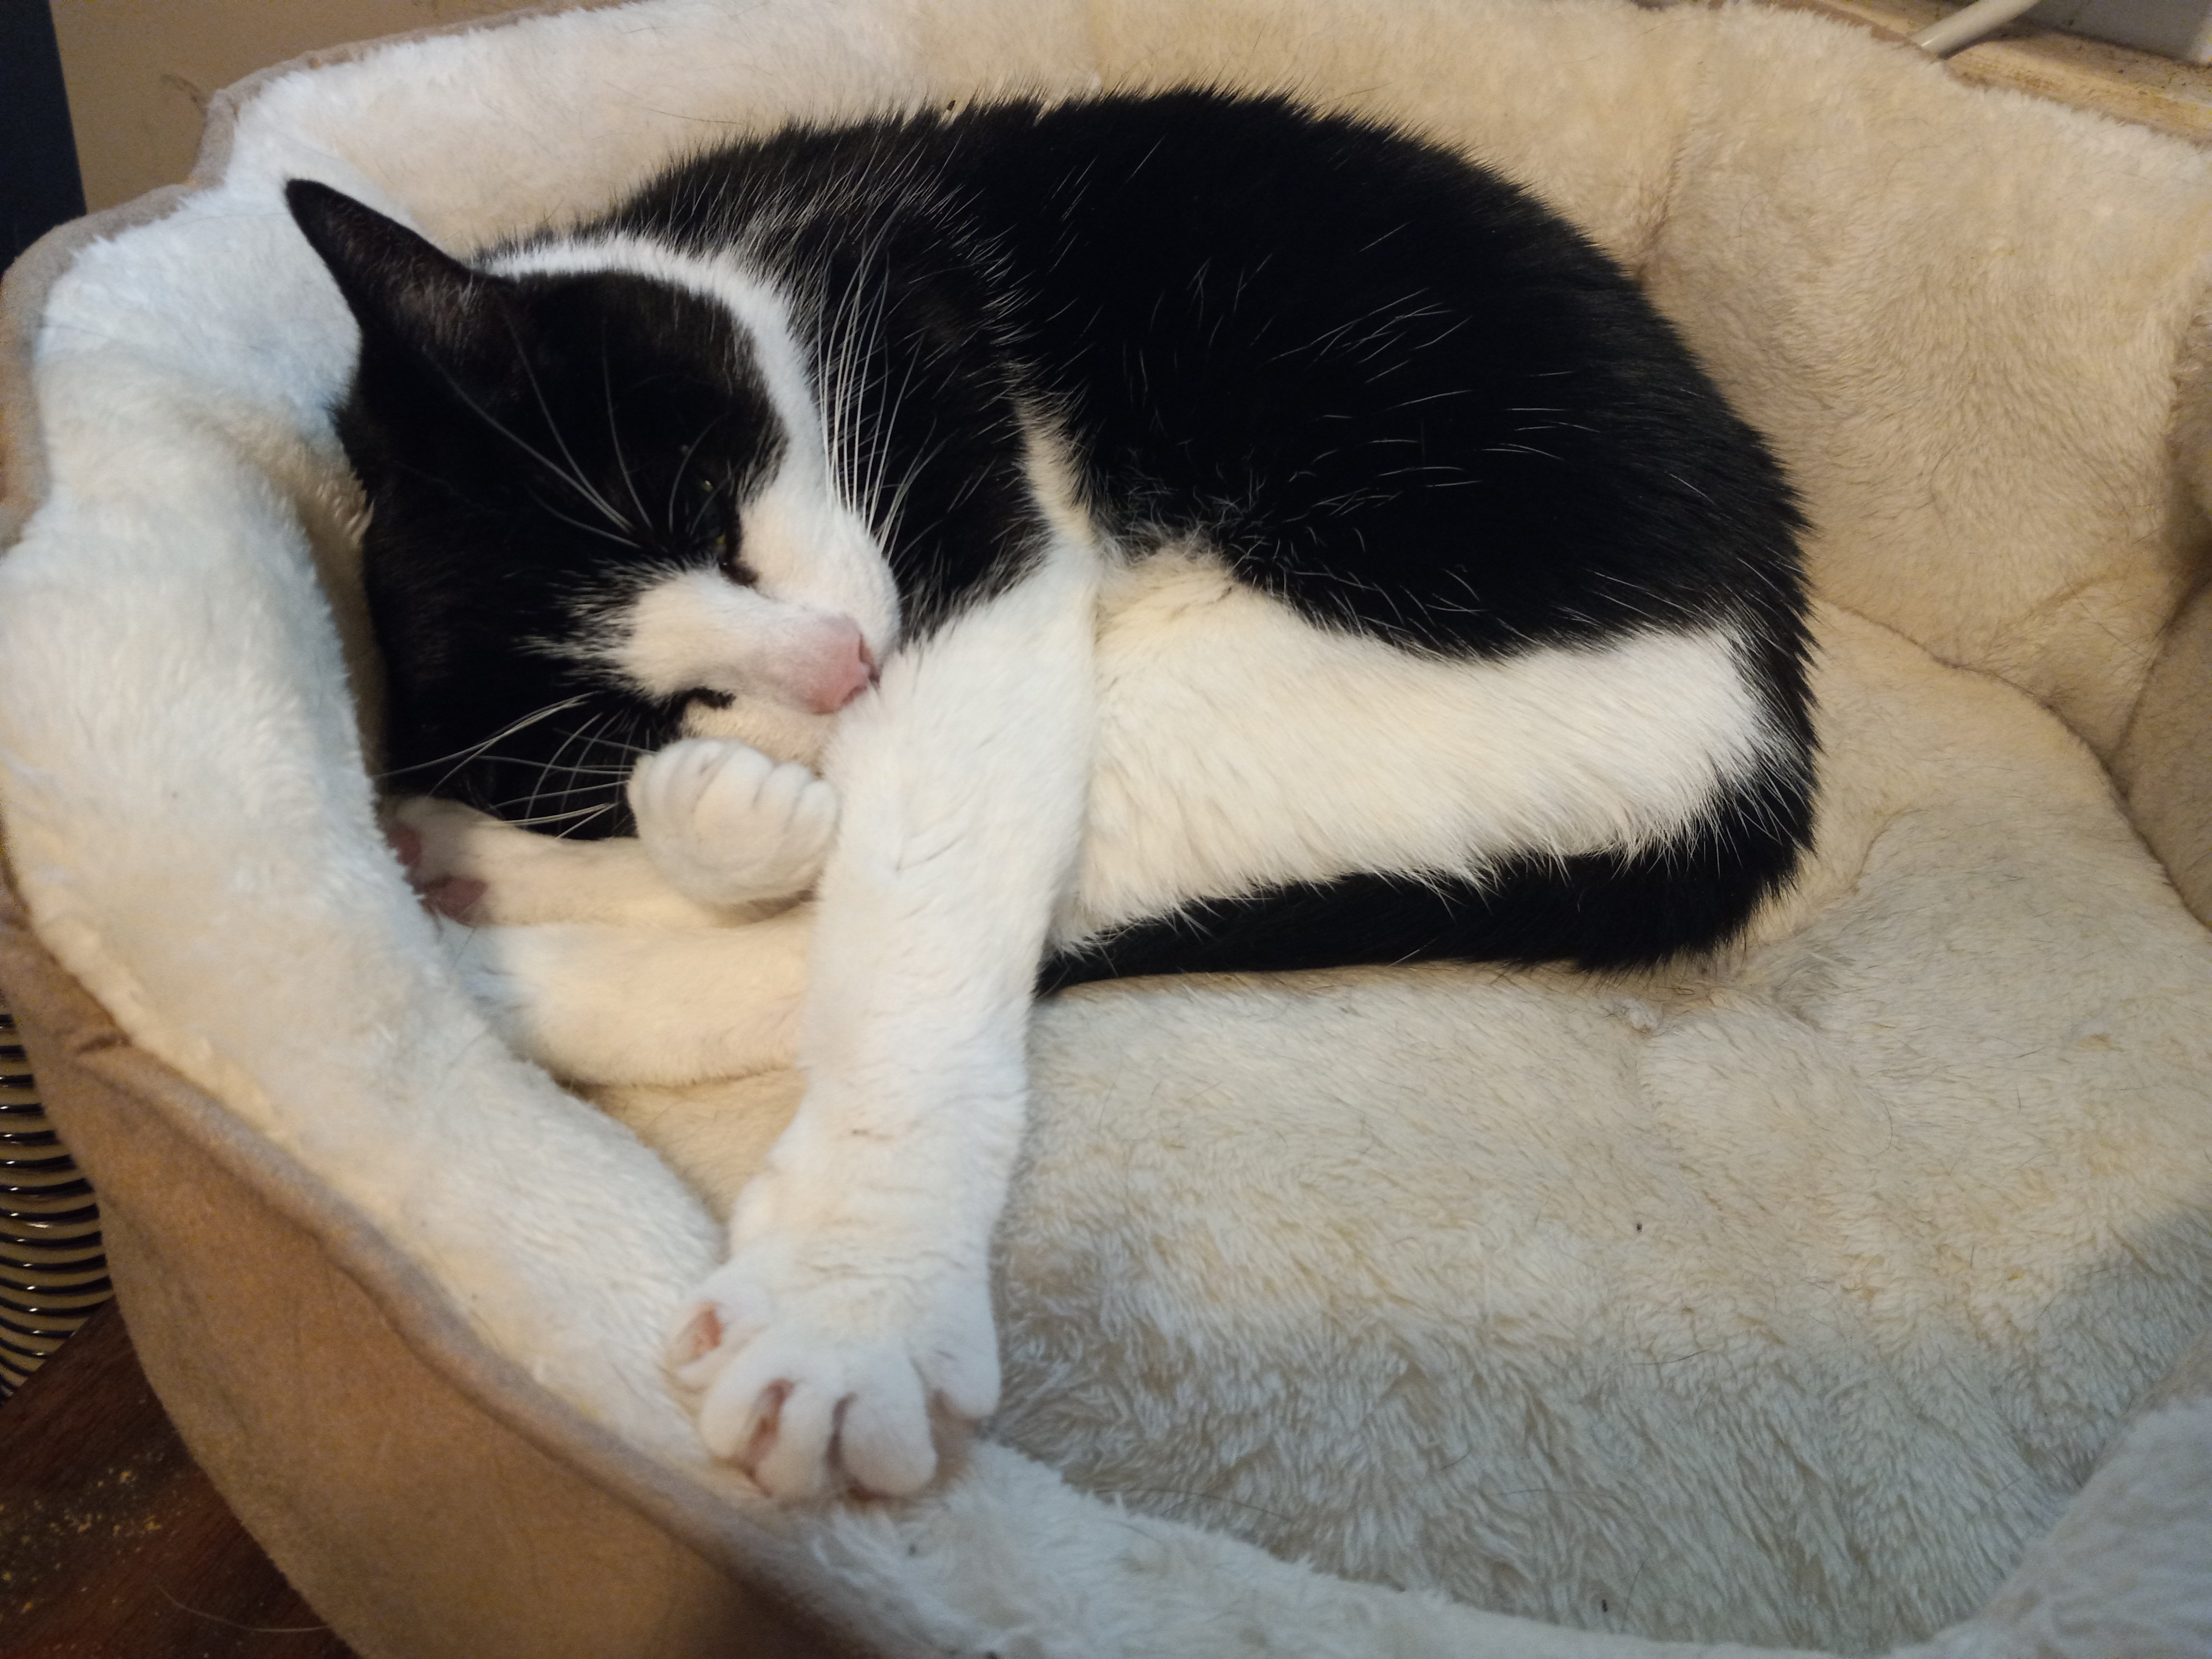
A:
[{"xmin": 682, "ymin": 693, "xmax": 836, "ymax": 769}]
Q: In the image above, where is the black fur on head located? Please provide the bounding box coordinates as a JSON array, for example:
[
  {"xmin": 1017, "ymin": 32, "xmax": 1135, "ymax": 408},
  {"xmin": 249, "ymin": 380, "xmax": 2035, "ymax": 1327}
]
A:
[{"xmin": 288, "ymin": 179, "xmax": 785, "ymax": 837}]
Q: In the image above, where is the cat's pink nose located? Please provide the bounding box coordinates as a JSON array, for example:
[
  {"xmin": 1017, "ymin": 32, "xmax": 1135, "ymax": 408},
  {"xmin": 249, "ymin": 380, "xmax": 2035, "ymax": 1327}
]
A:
[{"xmin": 802, "ymin": 620, "xmax": 876, "ymax": 713}]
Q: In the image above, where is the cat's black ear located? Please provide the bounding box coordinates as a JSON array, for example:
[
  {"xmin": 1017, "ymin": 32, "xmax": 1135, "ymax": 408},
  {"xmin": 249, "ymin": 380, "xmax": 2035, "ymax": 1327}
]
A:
[{"xmin": 286, "ymin": 180, "xmax": 525, "ymax": 385}]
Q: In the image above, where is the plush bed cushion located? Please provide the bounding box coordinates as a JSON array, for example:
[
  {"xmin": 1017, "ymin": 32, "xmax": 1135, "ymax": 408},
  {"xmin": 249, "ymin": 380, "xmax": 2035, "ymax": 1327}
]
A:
[{"xmin": 1, "ymin": 0, "xmax": 2210, "ymax": 1654}]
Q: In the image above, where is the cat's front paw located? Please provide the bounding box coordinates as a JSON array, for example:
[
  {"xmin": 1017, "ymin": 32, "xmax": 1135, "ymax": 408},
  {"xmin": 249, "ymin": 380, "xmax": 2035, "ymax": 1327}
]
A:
[
  {"xmin": 665, "ymin": 1234, "xmax": 998, "ymax": 1500},
  {"xmin": 629, "ymin": 738, "xmax": 838, "ymax": 910}
]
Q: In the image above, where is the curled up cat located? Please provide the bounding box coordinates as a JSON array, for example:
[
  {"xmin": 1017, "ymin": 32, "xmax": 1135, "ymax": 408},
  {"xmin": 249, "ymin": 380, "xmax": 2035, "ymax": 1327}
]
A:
[{"xmin": 287, "ymin": 88, "xmax": 1815, "ymax": 1502}]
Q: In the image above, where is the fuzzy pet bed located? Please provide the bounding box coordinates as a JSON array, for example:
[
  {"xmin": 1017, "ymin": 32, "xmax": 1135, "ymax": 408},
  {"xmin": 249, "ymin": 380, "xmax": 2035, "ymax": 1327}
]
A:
[{"xmin": 3, "ymin": 0, "xmax": 2211, "ymax": 1654}]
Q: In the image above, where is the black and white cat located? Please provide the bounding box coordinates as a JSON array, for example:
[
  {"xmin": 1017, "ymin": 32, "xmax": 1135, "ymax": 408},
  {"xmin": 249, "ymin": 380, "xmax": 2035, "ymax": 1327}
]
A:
[{"xmin": 288, "ymin": 89, "xmax": 1814, "ymax": 1502}]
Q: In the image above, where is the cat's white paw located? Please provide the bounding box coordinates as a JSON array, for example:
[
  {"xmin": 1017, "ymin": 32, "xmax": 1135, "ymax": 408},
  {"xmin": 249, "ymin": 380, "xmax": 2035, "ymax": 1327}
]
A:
[
  {"xmin": 665, "ymin": 1226, "xmax": 998, "ymax": 1499},
  {"xmin": 388, "ymin": 795, "xmax": 514, "ymax": 916},
  {"xmin": 629, "ymin": 738, "xmax": 838, "ymax": 910}
]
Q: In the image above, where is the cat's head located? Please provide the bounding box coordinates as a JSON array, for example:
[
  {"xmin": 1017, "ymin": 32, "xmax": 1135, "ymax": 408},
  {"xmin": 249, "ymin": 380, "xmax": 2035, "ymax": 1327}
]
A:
[{"xmin": 287, "ymin": 180, "xmax": 890, "ymax": 836}]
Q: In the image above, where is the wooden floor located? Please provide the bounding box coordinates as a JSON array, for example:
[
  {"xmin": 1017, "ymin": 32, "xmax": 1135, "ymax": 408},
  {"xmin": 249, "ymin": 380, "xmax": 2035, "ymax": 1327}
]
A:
[{"xmin": 0, "ymin": 1300, "xmax": 357, "ymax": 1658}]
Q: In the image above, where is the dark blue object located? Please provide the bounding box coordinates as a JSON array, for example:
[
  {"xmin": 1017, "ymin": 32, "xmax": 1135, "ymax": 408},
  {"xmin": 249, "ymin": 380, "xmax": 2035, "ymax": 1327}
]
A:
[{"xmin": 2, "ymin": 0, "xmax": 88, "ymax": 272}]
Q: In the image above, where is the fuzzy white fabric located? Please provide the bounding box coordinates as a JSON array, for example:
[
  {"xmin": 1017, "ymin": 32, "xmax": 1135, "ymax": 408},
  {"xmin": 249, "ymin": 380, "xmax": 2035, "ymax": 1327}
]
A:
[{"xmin": 3, "ymin": 0, "xmax": 2211, "ymax": 1654}]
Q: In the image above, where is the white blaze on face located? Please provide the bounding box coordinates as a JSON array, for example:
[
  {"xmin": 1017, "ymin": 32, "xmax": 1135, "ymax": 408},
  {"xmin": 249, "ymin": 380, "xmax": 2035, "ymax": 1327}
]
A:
[
  {"xmin": 735, "ymin": 344, "xmax": 899, "ymax": 654},
  {"xmin": 614, "ymin": 572, "xmax": 873, "ymax": 713}
]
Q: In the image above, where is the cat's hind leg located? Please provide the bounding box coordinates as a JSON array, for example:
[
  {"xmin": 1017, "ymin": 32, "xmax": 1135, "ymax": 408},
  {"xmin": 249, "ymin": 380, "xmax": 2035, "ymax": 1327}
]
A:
[
  {"xmin": 393, "ymin": 738, "xmax": 839, "ymax": 926},
  {"xmin": 432, "ymin": 907, "xmax": 812, "ymax": 1086},
  {"xmin": 392, "ymin": 796, "xmax": 731, "ymax": 927}
]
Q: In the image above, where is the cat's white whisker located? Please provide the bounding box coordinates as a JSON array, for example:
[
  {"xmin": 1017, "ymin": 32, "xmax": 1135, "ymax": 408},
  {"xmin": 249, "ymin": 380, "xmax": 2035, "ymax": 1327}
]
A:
[
  {"xmin": 531, "ymin": 491, "xmax": 639, "ymax": 549},
  {"xmin": 469, "ymin": 759, "xmax": 639, "ymax": 785},
  {"xmin": 387, "ymin": 694, "xmax": 594, "ymax": 795},
  {"xmin": 510, "ymin": 338, "xmax": 636, "ymax": 535},
  {"xmin": 500, "ymin": 800, "xmax": 625, "ymax": 831},
  {"xmin": 520, "ymin": 706, "xmax": 619, "ymax": 829},
  {"xmin": 599, "ymin": 334, "xmax": 658, "ymax": 537}
]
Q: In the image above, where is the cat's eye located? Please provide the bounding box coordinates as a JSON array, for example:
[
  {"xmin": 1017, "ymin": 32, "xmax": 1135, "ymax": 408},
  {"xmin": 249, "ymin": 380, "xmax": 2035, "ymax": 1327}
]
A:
[{"xmin": 712, "ymin": 491, "xmax": 753, "ymax": 584}]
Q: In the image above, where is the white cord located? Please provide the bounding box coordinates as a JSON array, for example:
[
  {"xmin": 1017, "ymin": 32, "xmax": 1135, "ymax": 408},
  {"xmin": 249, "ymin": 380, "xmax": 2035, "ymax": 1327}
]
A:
[{"xmin": 1910, "ymin": 0, "xmax": 2044, "ymax": 57}]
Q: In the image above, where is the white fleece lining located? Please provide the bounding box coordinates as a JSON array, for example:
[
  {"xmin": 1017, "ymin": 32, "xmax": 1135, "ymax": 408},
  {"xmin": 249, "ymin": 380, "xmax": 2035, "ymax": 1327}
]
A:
[{"xmin": 0, "ymin": 0, "xmax": 2209, "ymax": 1654}]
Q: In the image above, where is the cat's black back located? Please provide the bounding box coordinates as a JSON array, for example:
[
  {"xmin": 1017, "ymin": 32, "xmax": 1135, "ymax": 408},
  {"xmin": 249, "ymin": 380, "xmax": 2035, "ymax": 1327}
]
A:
[{"xmin": 613, "ymin": 94, "xmax": 1806, "ymax": 656}]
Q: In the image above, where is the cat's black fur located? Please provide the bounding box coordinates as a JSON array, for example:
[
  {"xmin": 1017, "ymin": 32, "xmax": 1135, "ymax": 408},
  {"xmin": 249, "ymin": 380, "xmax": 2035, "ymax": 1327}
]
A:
[{"xmin": 293, "ymin": 89, "xmax": 1813, "ymax": 985}]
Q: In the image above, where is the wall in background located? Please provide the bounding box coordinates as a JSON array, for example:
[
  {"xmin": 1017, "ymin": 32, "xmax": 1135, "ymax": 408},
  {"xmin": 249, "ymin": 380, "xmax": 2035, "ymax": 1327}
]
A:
[
  {"xmin": 50, "ymin": 0, "xmax": 529, "ymax": 213},
  {"xmin": 2031, "ymin": 0, "xmax": 2212, "ymax": 65}
]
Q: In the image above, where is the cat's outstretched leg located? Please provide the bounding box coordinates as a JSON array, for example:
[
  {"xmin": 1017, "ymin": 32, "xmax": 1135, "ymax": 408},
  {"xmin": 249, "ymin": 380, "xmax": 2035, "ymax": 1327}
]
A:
[
  {"xmin": 662, "ymin": 541, "xmax": 1098, "ymax": 1501},
  {"xmin": 432, "ymin": 908, "xmax": 812, "ymax": 1086},
  {"xmin": 629, "ymin": 738, "xmax": 838, "ymax": 909}
]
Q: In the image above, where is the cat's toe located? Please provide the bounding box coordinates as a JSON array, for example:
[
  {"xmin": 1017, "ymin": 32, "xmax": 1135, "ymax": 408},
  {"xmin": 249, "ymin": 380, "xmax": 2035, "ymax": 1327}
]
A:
[
  {"xmin": 665, "ymin": 1273, "xmax": 770, "ymax": 1392},
  {"xmin": 711, "ymin": 760, "xmax": 837, "ymax": 881},
  {"xmin": 789, "ymin": 784, "xmax": 838, "ymax": 860},
  {"xmin": 629, "ymin": 737, "xmax": 773, "ymax": 835},
  {"xmin": 838, "ymin": 1371, "xmax": 947, "ymax": 1498},
  {"xmin": 667, "ymin": 1298, "xmax": 729, "ymax": 1373}
]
